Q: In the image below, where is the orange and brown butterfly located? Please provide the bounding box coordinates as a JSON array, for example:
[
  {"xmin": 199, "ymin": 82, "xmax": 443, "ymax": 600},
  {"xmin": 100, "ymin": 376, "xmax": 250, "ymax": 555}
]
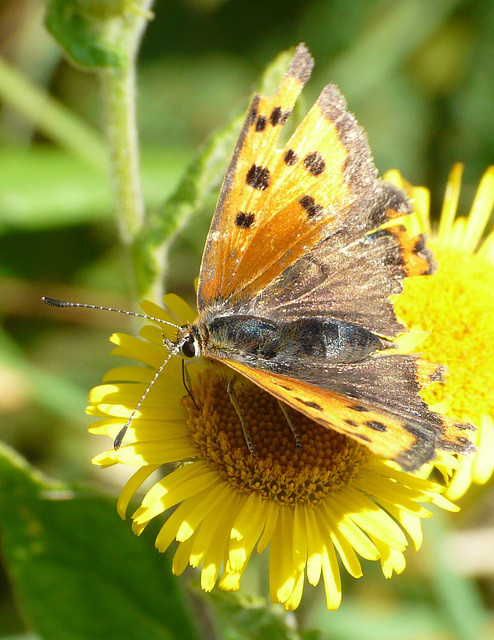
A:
[
  {"xmin": 45, "ymin": 43, "xmax": 475, "ymax": 472},
  {"xmin": 189, "ymin": 42, "xmax": 475, "ymax": 471}
]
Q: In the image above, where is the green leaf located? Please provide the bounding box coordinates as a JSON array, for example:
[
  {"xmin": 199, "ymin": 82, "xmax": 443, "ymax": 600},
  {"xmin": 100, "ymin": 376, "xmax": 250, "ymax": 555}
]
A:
[
  {"xmin": 1, "ymin": 633, "xmax": 41, "ymax": 640},
  {"xmin": 44, "ymin": 0, "xmax": 152, "ymax": 69},
  {"xmin": 0, "ymin": 147, "xmax": 190, "ymax": 234},
  {"xmin": 0, "ymin": 329, "xmax": 87, "ymax": 424},
  {"xmin": 0, "ymin": 443, "xmax": 200, "ymax": 640},
  {"xmin": 206, "ymin": 589, "xmax": 320, "ymax": 640}
]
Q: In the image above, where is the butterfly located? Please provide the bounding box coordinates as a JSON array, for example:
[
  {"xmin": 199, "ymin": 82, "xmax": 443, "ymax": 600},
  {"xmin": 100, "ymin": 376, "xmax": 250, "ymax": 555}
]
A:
[
  {"xmin": 187, "ymin": 43, "xmax": 475, "ymax": 471},
  {"xmin": 45, "ymin": 44, "xmax": 475, "ymax": 472}
]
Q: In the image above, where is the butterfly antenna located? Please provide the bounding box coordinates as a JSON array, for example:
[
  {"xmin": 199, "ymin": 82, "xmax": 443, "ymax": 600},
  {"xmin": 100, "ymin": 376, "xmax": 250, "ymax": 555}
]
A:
[
  {"xmin": 113, "ymin": 341, "xmax": 184, "ymax": 450},
  {"xmin": 42, "ymin": 297, "xmax": 181, "ymax": 330},
  {"xmin": 44, "ymin": 297, "xmax": 188, "ymax": 447}
]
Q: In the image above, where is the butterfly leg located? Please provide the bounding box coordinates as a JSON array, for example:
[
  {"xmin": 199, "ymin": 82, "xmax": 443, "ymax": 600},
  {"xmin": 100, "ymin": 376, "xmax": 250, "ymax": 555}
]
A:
[
  {"xmin": 181, "ymin": 359, "xmax": 199, "ymax": 409},
  {"xmin": 277, "ymin": 401, "xmax": 302, "ymax": 452},
  {"xmin": 161, "ymin": 332, "xmax": 176, "ymax": 352},
  {"xmin": 227, "ymin": 379, "xmax": 257, "ymax": 457}
]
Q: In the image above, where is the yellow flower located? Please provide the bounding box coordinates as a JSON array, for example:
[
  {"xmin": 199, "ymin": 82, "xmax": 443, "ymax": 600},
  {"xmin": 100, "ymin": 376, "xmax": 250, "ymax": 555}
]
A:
[
  {"xmin": 387, "ymin": 165, "xmax": 494, "ymax": 500},
  {"xmin": 89, "ymin": 294, "xmax": 457, "ymax": 611}
]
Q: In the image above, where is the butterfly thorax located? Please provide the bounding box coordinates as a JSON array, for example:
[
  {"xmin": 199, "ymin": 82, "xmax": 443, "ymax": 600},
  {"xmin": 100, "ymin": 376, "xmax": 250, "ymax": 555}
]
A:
[{"xmin": 192, "ymin": 311, "xmax": 389, "ymax": 366}]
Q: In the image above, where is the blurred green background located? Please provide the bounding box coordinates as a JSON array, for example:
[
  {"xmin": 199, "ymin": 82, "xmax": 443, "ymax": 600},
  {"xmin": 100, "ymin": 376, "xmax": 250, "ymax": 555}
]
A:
[{"xmin": 0, "ymin": 0, "xmax": 493, "ymax": 638}]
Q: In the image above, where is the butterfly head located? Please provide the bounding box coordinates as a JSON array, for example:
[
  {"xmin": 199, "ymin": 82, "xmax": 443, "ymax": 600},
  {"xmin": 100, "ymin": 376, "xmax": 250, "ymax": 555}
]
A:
[{"xmin": 177, "ymin": 324, "xmax": 201, "ymax": 358}]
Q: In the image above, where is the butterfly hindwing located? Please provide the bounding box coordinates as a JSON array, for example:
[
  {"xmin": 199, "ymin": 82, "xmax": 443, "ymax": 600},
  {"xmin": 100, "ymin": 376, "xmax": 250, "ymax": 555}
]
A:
[{"xmin": 241, "ymin": 181, "xmax": 433, "ymax": 337}]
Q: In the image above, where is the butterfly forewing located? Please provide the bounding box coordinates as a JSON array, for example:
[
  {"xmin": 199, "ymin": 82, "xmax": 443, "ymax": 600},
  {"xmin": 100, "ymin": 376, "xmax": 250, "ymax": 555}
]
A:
[
  {"xmin": 198, "ymin": 44, "xmax": 314, "ymax": 307},
  {"xmin": 221, "ymin": 356, "xmax": 474, "ymax": 471}
]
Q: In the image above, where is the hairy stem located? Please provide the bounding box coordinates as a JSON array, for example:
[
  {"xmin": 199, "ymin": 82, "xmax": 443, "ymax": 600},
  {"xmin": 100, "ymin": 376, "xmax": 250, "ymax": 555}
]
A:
[{"xmin": 99, "ymin": 1, "xmax": 155, "ymax": 294}]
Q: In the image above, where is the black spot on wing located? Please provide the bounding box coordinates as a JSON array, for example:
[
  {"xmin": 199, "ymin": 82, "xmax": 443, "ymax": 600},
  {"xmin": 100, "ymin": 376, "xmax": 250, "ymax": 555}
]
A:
[
  {"xmin": 440, "ymin": 434, "xmax": 476, "ymax": 454},
  {"xmin": 345, "ymin": 419, "xmax": 359, "ymax": 427},
  {"xmin": 352, "ymin": 405, "xmax": 370, "ymax": 412},
  {"xmin": 248, "ymin": 103, "xmax": 258, "ymax": 124},
  {"xmin": 366, "ymin": 420, "xmax": 388, "ymax": 432},
  {"xmin": 299, "ymin": 195, "xmax": 323, "ymax": 219},
  {"xmin": 246, "ymin": 164, "xmax": 271, "ymax": 190},
  {"xmin": 296, "ymin": 397, "xmax": 323, "ymax": 411},
  {"xmin": 303, "ymin": 151, "xmax": 326, "ymax": 176},
  {"xmin": 255, "ymin": 115, "xmax": 267, "ymax": 132},
  {"xmin": 354, "ymin": 433, "xmax": 372, "ymax": 443},
  {"xmin": 270, "ymin": 107, "xmax": 282, "ymax": 125},
  {"xmin": 412, "ymin": 235, "xmax": 426, "ymax": 254},
  {"xmin": 284, "ymin": 149, "xmax": 298, "ymax": 165},
  {"xmin": 235, "ymin": 212, "xmax": 255, "ymax": 228},
  {"xmin": 412, "ymin": 234, "xmax": 435, "ymax": 275}
]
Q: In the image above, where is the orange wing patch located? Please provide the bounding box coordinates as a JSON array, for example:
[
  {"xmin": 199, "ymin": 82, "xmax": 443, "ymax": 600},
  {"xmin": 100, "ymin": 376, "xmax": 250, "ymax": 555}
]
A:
[
  {"xmin": 223, "ymin": 359, "xmax": 421, "ymax": 467},
  {"xmin": 220, "ymin": 88, "xmax": 370, "ymax": 303},
  {"xmin": 385, "ymin": 226, "xmax": 433, "ymax": 277}
]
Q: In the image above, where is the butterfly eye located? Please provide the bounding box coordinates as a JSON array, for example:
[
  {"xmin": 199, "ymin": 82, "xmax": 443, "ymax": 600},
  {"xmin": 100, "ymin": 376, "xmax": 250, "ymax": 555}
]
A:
[{"xmin": 181, "ymin": 334, "xmax": 198, "ymax": 358}]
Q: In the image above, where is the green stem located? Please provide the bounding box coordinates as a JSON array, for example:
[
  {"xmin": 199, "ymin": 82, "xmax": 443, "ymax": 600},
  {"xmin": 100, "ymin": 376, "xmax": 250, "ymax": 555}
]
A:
[
  {"xmin": 100, "ymin": 63, "xmax": 144, "ymax": 243},
  {"xmin": 0, "ymin": 54, "xmax": 107, "ymax": 170},
  {"xmin": 99, "ymin": 0, "xmax": 154, "ymax": 289}
]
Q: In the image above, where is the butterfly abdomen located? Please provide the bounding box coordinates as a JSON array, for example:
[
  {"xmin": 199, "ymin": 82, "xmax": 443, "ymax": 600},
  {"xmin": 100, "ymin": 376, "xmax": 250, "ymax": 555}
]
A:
[
  {"xmin": 204, "ymin": 314, "xmax": 387, "ymax": 365},
  {"xmin": 278, "ymin": 318, "xmax": 389, "ymax": 363}
]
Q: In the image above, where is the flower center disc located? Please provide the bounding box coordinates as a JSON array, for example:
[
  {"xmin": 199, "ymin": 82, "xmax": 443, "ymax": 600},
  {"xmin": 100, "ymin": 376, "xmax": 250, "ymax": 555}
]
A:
[
  {"xmin": 395, "ymin": 248, "xmax": 494, "ymax": 419},
  {"xmin": 184, "ymin": 366, "xmax": 369, "ymax": 506}
]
